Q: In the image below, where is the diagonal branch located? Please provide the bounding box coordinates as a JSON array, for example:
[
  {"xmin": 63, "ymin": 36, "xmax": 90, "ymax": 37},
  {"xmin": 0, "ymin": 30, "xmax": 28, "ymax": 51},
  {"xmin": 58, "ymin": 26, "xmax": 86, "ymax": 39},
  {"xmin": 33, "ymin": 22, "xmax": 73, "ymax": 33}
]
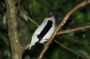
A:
[
  {"xmin": 37, "ymin": 1, "xmax": 89, "ymax": 59},
  {"xmin": 28, "ymin": 16, "xmax": 39, "ymax": 27},
  {"xmin": 57, "ymin": 26, "xmax": 90, "ymax": 35},
  {"xmin": 54, "ymin": 40, "xmax": 85, "ymax": 59}
]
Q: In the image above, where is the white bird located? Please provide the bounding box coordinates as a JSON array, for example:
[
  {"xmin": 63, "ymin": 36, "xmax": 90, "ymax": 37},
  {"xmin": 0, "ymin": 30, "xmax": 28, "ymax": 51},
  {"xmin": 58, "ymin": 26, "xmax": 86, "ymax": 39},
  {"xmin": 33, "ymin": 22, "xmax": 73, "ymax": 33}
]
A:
[{"xmin": 28, "ymin": 15, "xmax": 56, "ymax": 50}]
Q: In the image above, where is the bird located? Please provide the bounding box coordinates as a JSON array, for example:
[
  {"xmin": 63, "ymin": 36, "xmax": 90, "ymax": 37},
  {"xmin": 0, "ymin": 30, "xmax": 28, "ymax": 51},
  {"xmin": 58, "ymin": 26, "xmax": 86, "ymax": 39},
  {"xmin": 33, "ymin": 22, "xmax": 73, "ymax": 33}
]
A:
[
  {"xmin": 22, "ymin": 12, "xmax": 56, "ymax": 59},
  {"xmin": 28, "ymin": 13, "xmax": 56, "ymax": 50}
]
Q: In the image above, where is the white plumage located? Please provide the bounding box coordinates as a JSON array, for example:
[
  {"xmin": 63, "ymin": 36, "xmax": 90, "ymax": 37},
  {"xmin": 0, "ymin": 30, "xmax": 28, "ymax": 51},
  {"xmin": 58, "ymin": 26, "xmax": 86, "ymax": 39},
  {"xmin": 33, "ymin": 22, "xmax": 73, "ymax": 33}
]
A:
[{"xmin": 28, "ymin": 16, "xmax": 56, "ymax": 49}]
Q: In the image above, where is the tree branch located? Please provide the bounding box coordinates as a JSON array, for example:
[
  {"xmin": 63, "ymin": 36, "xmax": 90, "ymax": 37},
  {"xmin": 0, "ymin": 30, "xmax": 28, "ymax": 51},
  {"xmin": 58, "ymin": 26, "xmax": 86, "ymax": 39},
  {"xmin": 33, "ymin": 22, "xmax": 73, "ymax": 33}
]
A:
[
  {"xmin": 37, "ymin": 1, "xmax": 89, "ymax": 59},
  {"xmin": 57, "ymin": 26, "xmax": 90, "ymax": 35},
  {"xmin": 27, "ymin": 16, "xmax": 39, "ymax": 27},
  {"xmin": 5, "ymin": 0, "xmax": 22, "ymax": 59},
  {"xmin": 54, "ymin": 40, "xmax": 85, "ymax": 59}
]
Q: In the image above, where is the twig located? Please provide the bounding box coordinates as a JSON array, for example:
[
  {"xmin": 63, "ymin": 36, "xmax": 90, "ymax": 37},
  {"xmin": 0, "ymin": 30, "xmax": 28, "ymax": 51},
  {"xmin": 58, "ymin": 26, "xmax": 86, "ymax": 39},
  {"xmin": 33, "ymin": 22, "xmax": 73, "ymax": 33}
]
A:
[
  {"xmin": 57, "ymin": 26, "xmax": 90, "ymax": 35},
  {"xmin": 54, "ymin": 40, "xmax": 85, "ymax": 59},
  {"xmin": 27, "ymin": 16, "xmax": 39, "ymax": 27},
  {"xmin": 37, "ymin": 1, "xmax": 89, "ymax": 59}
]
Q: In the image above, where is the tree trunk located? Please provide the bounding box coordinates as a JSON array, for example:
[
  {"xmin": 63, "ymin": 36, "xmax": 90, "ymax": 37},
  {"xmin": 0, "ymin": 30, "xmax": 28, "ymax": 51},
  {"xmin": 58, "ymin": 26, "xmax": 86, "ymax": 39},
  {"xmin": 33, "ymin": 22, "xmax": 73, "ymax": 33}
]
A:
[{"xmin": 5, "ymin": 0, "xmax": 22, "ymax": 59}]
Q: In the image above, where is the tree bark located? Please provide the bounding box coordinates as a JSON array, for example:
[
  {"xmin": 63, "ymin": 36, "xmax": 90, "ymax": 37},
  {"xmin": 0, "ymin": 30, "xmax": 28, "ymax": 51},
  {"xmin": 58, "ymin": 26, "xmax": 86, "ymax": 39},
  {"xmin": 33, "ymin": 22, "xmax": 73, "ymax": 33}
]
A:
[{"xmin": 5, "ymin": 0, "xmax": 22, "ymax": 59}]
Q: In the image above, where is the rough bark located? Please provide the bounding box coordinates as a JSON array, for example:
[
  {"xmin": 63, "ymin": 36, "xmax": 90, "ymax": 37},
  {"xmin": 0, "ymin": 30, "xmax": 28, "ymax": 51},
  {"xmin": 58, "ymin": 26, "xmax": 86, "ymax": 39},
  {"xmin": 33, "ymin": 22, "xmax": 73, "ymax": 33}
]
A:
[{"xmin": 5, "ymin": 0, "xmax": 22, "ymax": 59}]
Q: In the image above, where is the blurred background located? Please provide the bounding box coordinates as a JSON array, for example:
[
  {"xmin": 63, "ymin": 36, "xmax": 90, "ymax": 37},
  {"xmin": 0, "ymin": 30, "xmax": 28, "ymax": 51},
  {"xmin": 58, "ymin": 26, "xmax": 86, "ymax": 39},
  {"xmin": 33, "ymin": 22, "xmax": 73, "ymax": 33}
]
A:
[{"xmin": 0, "ymin": 0, "xmax": 90, "ymax": 59}]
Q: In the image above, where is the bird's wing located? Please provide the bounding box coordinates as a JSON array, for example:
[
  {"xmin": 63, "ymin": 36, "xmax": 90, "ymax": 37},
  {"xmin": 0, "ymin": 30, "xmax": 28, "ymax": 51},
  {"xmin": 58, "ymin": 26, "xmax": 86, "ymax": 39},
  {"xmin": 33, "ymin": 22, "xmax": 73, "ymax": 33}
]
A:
[
  {"xmin": 29, "ymin": 19, "xmax": 48, "ymax": 49},
  {"xmin": 39, "ymin": 16, "xmax": 56, "ymax": 43},
  {"xmin": 40, "ymin": 21, "xmax": 56, "ymax": 43}
]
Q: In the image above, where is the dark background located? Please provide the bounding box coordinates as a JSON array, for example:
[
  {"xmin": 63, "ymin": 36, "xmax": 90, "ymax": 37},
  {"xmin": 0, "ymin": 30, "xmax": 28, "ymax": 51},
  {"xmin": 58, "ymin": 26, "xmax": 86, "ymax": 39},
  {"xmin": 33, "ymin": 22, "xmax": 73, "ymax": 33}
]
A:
[{"xmin": 0, "ymin": 0, "xmax": 90, "ymax": 59}]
